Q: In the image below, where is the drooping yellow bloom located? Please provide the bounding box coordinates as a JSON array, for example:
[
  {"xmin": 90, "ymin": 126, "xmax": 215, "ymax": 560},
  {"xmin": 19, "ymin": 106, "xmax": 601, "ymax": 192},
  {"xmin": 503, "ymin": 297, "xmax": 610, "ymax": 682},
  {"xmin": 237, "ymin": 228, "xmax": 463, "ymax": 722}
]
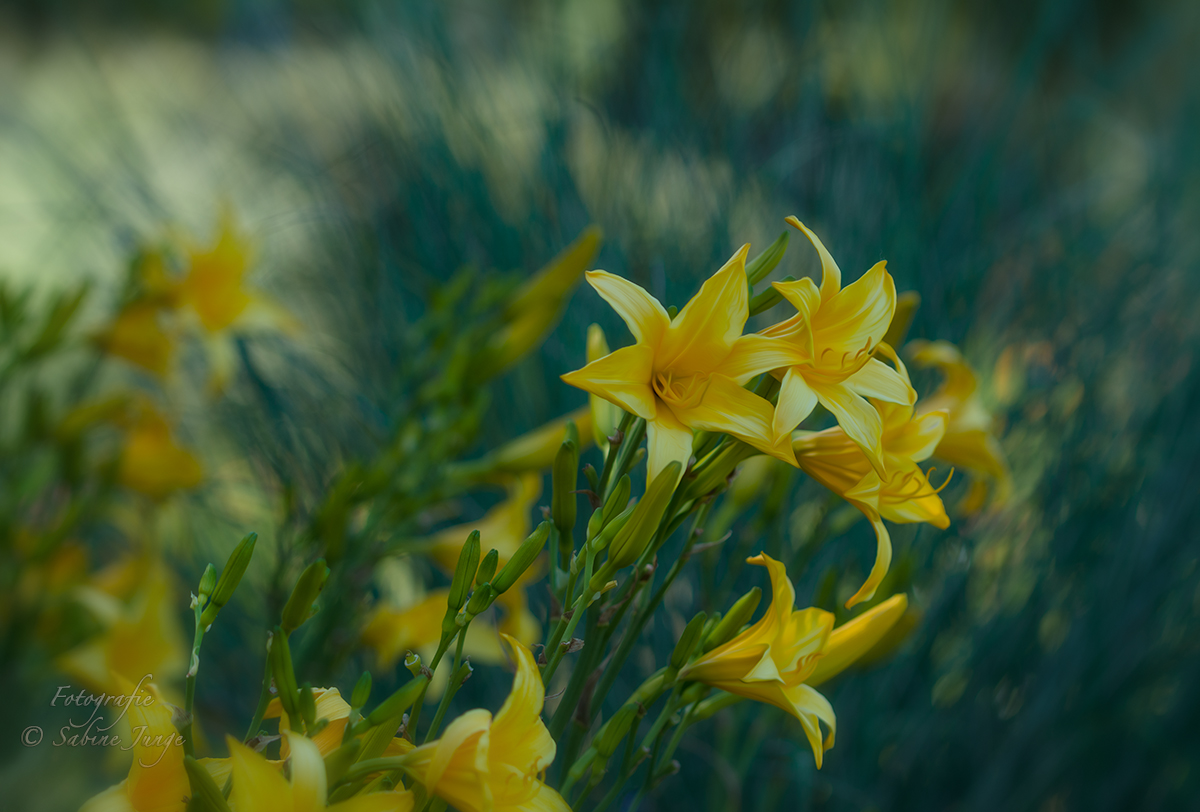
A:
[
  {"xmin": 562, "ymin": 246, "xmax": 797, "ymax": 481},
  {"xmin": 909, "ymin": 340, "xmax": 1012, "ymax": 510},
  {"xmin": 398, "ymin": 635, "xmax": 568, "ymax": 812},
  {"xmin": 116, "ymin": 406, "xmax": 203, "ymax": 500},
  {"xmin": 678, "ymin": 553, "xmax": 836, "ymax": 767},
  {"xmin": 793, "ymin": 354, "xmax": 949, "ymax": 606},
  {"xmin": 226, "ymin": 733, "xmax": 414, "ymax": 812},
  {"xmin": 79, "ymin": 678, "xmax": 190, "ymax": 812},
  {"xmin": 762, "ymin": 218, "xmax": 914, "ymax": 474},
  {"xmin": 806, "ymin": 593, "xmax": 909, "ymax": 686},
  {"xmin": 59, "ymin": 559, "xmax": 186, "ymax": 698}
]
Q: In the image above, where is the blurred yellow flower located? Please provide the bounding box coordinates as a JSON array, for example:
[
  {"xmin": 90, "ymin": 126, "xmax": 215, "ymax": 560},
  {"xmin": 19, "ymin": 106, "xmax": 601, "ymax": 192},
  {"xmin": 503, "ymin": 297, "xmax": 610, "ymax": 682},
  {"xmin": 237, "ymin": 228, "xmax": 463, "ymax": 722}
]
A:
[
  {"xmin": 362, "ymin": 588, "xmax": 506, "ymax": 673},
  {"xmin": 585, "ymin": 323, "xmax": 622, "ymax": 452},
  {"xmin": 909, "ymin": 340, "xmax": 1012, "ymax": 510},
  {"xmin": 679, "ymin": 553, "xmax": 836, "ymax": 767},
  {"xmin": 562, "ymin": 246, "xmax": 796, "ymax": 481},
  {"xmin": 226, "ymin": 732, "xmax": 414, "ymax": 812},
  {"xmin": 58, "ymin": 559, "xmax": 187, "ymax": 698},
  {"xmin": 762, "ymin": 218, "xmax": 913, "ymax": 473},
  {"xmin": 178, "ymin": 211, "xmax": 254, "ymax": 333},
  {"xmin": 266, "ymin": 687, "xmax": 352, "ymax": 758},
  {"xmin": 398, "ymin": 636, "xmax": 568, "ymax": 812},
  {"xmin": 80, "ymin": 678, "xmax": 189, "ymax": 812},
  {"xmin": 470, "ymin": 408, "xmax": 592, "ymax": 479},
  {"xmin": 793, "ymin": 358, "xmax": 949, "ymax": 606},
  {"xmin": 94, "ymin": 301, "xmax": 175, "ymax": 376},
  {"xmin": 116, "ymin": 406, "xmax": 203, "ymax": 500}
]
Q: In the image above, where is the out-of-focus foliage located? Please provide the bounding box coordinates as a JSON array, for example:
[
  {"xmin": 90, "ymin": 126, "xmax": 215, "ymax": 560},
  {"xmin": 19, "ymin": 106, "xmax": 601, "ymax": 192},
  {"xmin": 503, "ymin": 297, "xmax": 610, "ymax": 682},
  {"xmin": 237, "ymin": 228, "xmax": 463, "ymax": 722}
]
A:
[{"xmin": 0, "ymin": 1, "xmax": 1198, "ymax": 811}]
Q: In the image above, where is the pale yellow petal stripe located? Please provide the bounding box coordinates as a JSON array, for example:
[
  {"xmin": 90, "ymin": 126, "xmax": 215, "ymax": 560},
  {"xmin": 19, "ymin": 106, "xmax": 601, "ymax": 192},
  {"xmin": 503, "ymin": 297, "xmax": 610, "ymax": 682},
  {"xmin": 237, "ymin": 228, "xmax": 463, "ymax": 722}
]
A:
[
  {"xmin": 810, "ymin": 381, "xmax": 885, "ymax": 476},
  {"xmin": 660, "ymin": 245, "xmax": 750, "ymax": 373},
  {"xmin": 773, "ymin": 367, "xmax": 820, "ymax": 441},
  {"xmin": 674, "ymin": 375, "xmax": 796, "ymax": 466},
  {"xmin": 559, "ymin": 344, "xmax": 657, "ymax": 421},
  {"xmin": 844, "ymin": 357, "xmax": 915, "ymax": 406},
  {"xmin": 644, "ymin": 407, "xmax": 694, "ymax": 483}
]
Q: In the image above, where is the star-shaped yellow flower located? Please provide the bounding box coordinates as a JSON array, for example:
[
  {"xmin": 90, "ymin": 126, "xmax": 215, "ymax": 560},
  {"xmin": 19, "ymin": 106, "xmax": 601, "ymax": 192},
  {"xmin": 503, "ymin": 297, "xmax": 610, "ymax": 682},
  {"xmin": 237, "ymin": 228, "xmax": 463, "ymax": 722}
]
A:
[
  {"xmin": 562, "ymin": 246, "xmax": 797, "ymax": 481},
  {"xmin": 762, "ymin": 218, "xmax": 914, "ymax": 474}
]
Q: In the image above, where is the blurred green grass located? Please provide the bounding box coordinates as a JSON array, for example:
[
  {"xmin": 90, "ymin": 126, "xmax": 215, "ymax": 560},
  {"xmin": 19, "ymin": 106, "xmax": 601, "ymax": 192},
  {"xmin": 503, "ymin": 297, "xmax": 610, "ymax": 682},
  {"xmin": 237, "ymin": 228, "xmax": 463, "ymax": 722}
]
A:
[{"xmin": 0, "ymin": 1, "xmax": 1198, "ymax": 810}]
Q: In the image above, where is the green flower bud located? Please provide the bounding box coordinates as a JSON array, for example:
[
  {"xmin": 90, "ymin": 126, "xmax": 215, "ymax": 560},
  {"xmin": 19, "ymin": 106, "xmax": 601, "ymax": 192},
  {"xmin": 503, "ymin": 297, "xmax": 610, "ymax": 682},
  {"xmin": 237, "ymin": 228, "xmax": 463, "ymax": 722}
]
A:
[
  {"xmin": 745, "ymin": 230, "xmax": 789, "ymax": 285},
  {"xmin": 366, "ymin": 675, "xmax": 429, "ymax": 727},
  {"xmin": 606, "ymin": 462, "xmax": 681, "ymax": 570},
  {"xmin": 476, "ymin": 549, "xmax": 499, "ymax": 587},
  {"xmin": 586, "ymin": 508, "xmax": 604, "ymax": 543},
  {"xmin": 184, "ymin": 755, "xmax": 233, "ymax": 812},
  {"xmin": 269, "ymin": 627, "xmax": 302, "ymax": 729},
  {"xmin": 602, "ymin": 474, "xmax": 632, "ymax": 526},
  {"xmin": 591, "ymin": 500, "xmax": 636, "ymax": 553},
  {"xmin": 200, "ymin": 533, "xmax": 257, "ymax": 628},
  {"xmin": 551, "ymin": 431, "xmax": 579, "ymax": 543},
  {"xmin": 702, "ymin": 586, "xmax": 762, "ymax": 653},
  {"xmin": 447, "ymin": 530, "xmax": 481, "ymax": 612},
  {"xmin": 492, "ymin": 521, "xmax": 550, "ymax": 594},
  {"xmin": 281, "ymin": 558, "xmax": 330, "ymax": 635},
  {"xmin": 594, "ymin": 703, "xmax": 640, "ymax": 759},
  {"xmin": 670, "ymin": 612, "xmax": 708, "ymax": 670},
  {"xmin": 748, "ymin": 275, "xmax": 795, "ymax": 317},
  {"xmin": 350, "ymin": 672, "xmax": 372, "ymax": 710},
  {"xmin": 298, "ymin": 682, "xmax": 318, "ymax": 729},
  {"xmin": 685, "ymin": 443, "xmax": 757, "ymax": 502},
  {"xmin": 323, "ymin": 738, "xmax": 362, "ymax": 786},
  {"xmin": 197, "ymin": 564, "xmax": 217, "ymax": 602},
  {"xmin": 463, "ymin": 582, "xmax": 497, "ymax": 621}
]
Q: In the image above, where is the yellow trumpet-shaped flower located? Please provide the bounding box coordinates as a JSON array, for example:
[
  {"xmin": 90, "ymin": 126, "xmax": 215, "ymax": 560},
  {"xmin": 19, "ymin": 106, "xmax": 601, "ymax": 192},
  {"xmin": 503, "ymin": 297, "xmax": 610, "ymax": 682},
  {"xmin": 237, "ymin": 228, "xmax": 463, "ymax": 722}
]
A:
[
  {"xmin": 398, "ymin": 635, "xmax": 568, "ymax": 812},
  {"xmin": 793, "ymin": 356, "xmax": 949, "ymax": 606},
  {"xmin": 117, "ymin": 406, "xmax": 203, "ymax": 500},
  {"xmin": 94, "ymin": 301, "xmax": 175, "ymax": 376},
  {"xmin": 226, "ymin": 733, "xmax": 414, "ymax": 812},
  {"xmin": 562, "ymin": 246, "xmax": 798, "ymax": 481},
  {"xmin": 678, "ymin": 553, "xmax": 836, "ymax": 767},
  {"xmin": 80, "ymin": 677, "xmax": 189, "ymax": 812},
  {"xmin": 806, "ymin": 593, "xmax": 910, "ymax": 686},
  {"xmin": 909, "ymin": 340, "xmax": 1012, "ymax": 510},
  {"xmin": 178, "ymin": 211, "xmax": 254, "ymax": 333},
  {"xmin": 761, "ymin": 218, "xmax": 914, "ymax": 474}
]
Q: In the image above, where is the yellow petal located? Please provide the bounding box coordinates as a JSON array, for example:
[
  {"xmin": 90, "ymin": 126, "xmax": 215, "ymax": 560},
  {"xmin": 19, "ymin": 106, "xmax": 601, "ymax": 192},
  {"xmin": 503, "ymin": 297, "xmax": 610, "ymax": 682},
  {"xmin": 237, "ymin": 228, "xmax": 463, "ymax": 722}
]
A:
[
  {"xmin": 584, "ymin": 271, "xmax": 670, "ymax": 347},
  {"xmin": 228, "ymin": 736, "xmax": 290, "ymax": 812},
  {"xmin": 772, "ymin": 367, "xmax": 819, "ymax": 441},
  {"xmin": 882, "ymin": 291, "xmax": 920, "ymax": 349},
  {"xmin": 181, "ymin": 214, "xmax": 254, "ymax": 332},
  {"xmin": 406, "ymin": 710, "xmax": 492, "ymax": 812},
  {"xmin": 80, "ymin": 782, "xmax": 135, "ymax": 812},
  {"xmin": 809, "ymin": 381, "xmax": 885, "ymax": 476},
  {"xmin": 490, "ymin": 636, "xmax": 557, "ymax": 779},
  {"xmin": 586, "ymin": 324, "xmax": 621, "ymax": 449},
  {"xmin": 785, "ymin": 218, "xmax": 842, "ymax": 301},
  {"xmin": 673, "ymin": 375, "xmax": 796, "ymax": 466},
  {"xmin": 808, "ymin": 594, "xmax": 908, "ymax": 687},
  {"xmin": 843, "ymin": 514, "xmax": 891, "ymax": 608},
  {"xmin": 502, "ymin": 781, "xmax": 572, "ymax": 812},
  {"xmin": 480, "ymin": 407, "xmax": 593, "ymax": 475},
  {"xmin": 909, "ymin": 340, "xmax": 978, "ymax": 401},
  {"xmin": 811, "ymin": 261, "xmax": 894, "ymax": 362},
  {"xmin": 844, "ymin": 357, "xmax": 915, "ymax": 406},
  {"xmin": 644, "ymin": 407, "xmax": 694, "ymax": 484},
  {"xmin": 95, "ymin": 302, "xmax": 174, "ymax": 376},
  {"xmin": 771, "ymin": 276, "xmax": 822, "ymax": 322},
  {"xmin": 122, "ymin": 680, "xmax": 189, "ymax": 812},
  {"xmin": 886, "ymin": 410, "xmax": 946, "ymax": 464},
  {"xmin": 792, "ymin": 427, "xmax": 873, "ymax": 498},
  {"xmin": 935, "ymin": 428, "xmax": 1010, "ymax": 482},
  {"xmin": 658, "ymin": 245, "xmax": 750, "ymax": 373},
  {"xmin": 328, "ymin": 791, "xmax": 416, "ymax": 812},
  {"xmin": 361, "ymin": 591, "xmax": 448, "ymax": 667},
  {"xmin": 286, "ymin": 731, "xmax": 328, "ymax": 812},
  {"xmin": 507, "ymin": 227, "xmax": 601, "ymax": 314},
  {"xmin": 713, "ymin": 333, "xmax": 798, "ymax": 384},
  {"xmin": 560, "ymin": 344, "xmax": 657, "ymax": 421},
  {"xmin": 781, "ymin": 683, "xmax": 836, "ymax": 768}
]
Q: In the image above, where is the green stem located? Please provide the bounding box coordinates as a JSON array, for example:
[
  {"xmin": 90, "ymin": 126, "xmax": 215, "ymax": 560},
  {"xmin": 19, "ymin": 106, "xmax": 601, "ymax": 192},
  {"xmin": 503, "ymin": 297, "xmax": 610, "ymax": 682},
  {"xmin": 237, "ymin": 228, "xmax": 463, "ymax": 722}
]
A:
[
  {"xmin": 595, "ymin": 412, "xmax": 637, "ymax": 500},
  {"xmin": 181, "ymin": 600, "xmax": 205, "ymax": 758},
  {"xmin": 542, "ymin": 554, "xmax": 595, "ymax": 687},
  {"xmin": 406, "ymin": 633, "xmax": 454, "ymax": 740},
  {"xmin": 242, "ymin": 646, "xmax": 275, "ymax": 742},
  {"xmin": 548, "ymin": 601, "xmax": 602, "ymax": 740},
  {"xmin": 423, "ymin": 630, "xmax": 467, "ymax": 743}
]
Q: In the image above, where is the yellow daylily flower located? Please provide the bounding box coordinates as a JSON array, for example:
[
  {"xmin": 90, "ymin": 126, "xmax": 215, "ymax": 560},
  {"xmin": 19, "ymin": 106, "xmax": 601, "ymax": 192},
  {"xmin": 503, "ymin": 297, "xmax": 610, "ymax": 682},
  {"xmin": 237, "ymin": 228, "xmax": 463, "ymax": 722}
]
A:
[
  {"xmin": 678, "ymin": 553, "xmax": 836, "ymax": 767},
  {"xmin": 94, "ymin": 301, "xmax": 175, "ymax": 376},
  {"xmin": 226, "ymin": 733, "xmax": 414, "ymax": 812},
  {"xmin": 266, "ymin": 687, "xmax": 353, "ymax": 758},
  {"xmin": 80, "ymin": 678, "xmax": 189, "ymax": 812},
  {"xmin": 428, "ymin": 474, "xmax": 542, "ymax": 573},
  {"xmin": 909, "ymin": 340, "xmax": 1012, "ymax": 509},
  {"xmin": 362, "ymin": 588, "xmax": 506, "ymax": 674},
  {"xmin": 585, "ymin": 324, "xmax": 622, "ymax": 453},
  {"xmin": 761, "ymin": 218, "xmax": 914, "ymax": 474},
  {"xmin": 793, "ymin": 355, "xmax": 949, "ymax": 606},
  {"xmin": 397, "ymin": 635, "xmax": 568, "ymax": 812},
  {"xmin": 59, "ymin": 559, "xmax": 187, "ymax": 698},
  {"xmin": 468, "ymin": 408, "xmax": 593, "ymax": 479},
  {"xmin": 116, "ymin": 406, "xmax": 203, "ymax": 500},
  {"xmin": 806, "ymin": 593, "xmax": 909, "ymax": 686},
  {"xmin": 562, "ymin": 246, "xmax": 797, "ymax": 481}
]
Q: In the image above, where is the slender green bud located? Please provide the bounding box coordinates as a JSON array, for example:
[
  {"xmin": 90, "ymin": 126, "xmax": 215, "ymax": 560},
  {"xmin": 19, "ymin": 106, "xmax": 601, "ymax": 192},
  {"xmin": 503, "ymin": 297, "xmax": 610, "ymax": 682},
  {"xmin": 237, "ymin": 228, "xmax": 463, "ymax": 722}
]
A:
[
  {"xmin": 298, "ymin": 682, "xmax": 318, "ymax": 729},
  {"xmin": 448, "ymin": 530, "xmax": 481, "ymax": 612},
  {"xmin": 197, "ymin": 564, "xmax": 217, "ymax": 602},
  {"xmin": 702, "ymin": 587, "xmax": 762, "ymax": 652},
  {"xmin": 551, "ymin": 431, "xmax": 579, "ymax": 542},
  {"xmin": 323, "ymin": 738, "xmax": 362, "ymax": 786},
  {"xmin": 700, "ymin": 611, "xmax": 722, "ymax": 643},
  {"xmin": 670, "ymin": 612, "xmax": 708, "ymax": 670},
  {"xmin": 200, "ymin": 533, "xmax": 257, "ymax": 627},
  {"xmin": 748, "ymin": 275, "xmax": 795, "ymax": 317},
  {"xmin": 462, "ymin": 583, "xmax": 497, "ymax": 622},
  {"xmin": 591, "ymin": 501, "xmax": 636, "ymax": 553},
  {"xmin": 269, "ymin": 627, "xmax": 302, "ymax": 728},
  {"xmin": 476, "ymin": 549, "xmax": 499, "ymax": 587},
  {"xmin": 350, "ymin": 672, "xmax": 372, "ymax": 710},
  {"xmin": 606, "ymin": 462, "xmax": 681, "ymax": 570},
  {"xmin": 281, "ymin": 558, "xmax": 330, "ymax": 635},
  {"xmin": 602, "ymin": 475, "xmax": 631, "ymax": 526},
  {"xmin": 745, "ymin": 231, "xmax": 789, "ymax": 285},
  {"xmin": 583, "ymin": 463, "xmax": 600, "ymax": 493},
  {"xmin": 184, "ymin": 755, "xmax": 233, "ymax": 812},
  {"xmin": 492, "ymin": 521, "xmax": 550, "ymax": 593},
  {"xmin": 586, "ymin": 508, "xmax": 604, "ymax": 543},
  {"xmin": 594, "ymin": 703, "xmax": 640, "ymax": 759},
  {"xmin": 366, "ymin": 675, "xmax": 429, "ymax": 727}
]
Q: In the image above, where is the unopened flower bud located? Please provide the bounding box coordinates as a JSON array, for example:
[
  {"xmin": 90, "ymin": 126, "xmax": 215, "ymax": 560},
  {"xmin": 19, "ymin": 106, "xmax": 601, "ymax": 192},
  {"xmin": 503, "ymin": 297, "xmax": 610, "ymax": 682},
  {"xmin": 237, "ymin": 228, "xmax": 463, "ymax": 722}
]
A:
[
  {"xmin": 350, "ymin": 671, "xmax": 372, "ymax": 710},
  {"xmin": 476, "ymin": 549, "xmax": 499, "ymax": 587},
  {"xmin": 197, "ymin": 563, "xmax": 217, "ymax": 601},
  {"xmin": 492, "ymin": 521, "xmax": 550, "ymax": 593},
  {"xmin": 366, "ymin": 675, "xmax": 429, "ymax": 728},
  {"xmin": 281, "ymin": 558, "xmax": 330, "ymax": 635},
  {"xmin": 447, "ymin": 530, "xmax": 481, "ymax": 612},
  {"xmin": 606, "ymin": 461, "xmax": 681, "ymax": 570},
  {"xmin": 745, "ymin": 230, "xmax": 789, "ymax": 285},
  {"xmin": 269, "ymin": 626, "xmax": 301, "ymax": 728},
  {"xmin": 594, "ymin": 703, "xmax": 640, "ymax": 759},
  {"xmin": 200, "ymin": 532, "xmax": 257, "ymax": 627},
  {"xmin": 462, "ymin": 582, "xmax": 497, "ymax": 622},
  {"xmin": 602, "ymin": 475, "xmax": 631, "ymax": 526},
  {"xmin": 184, "ymin": 756, "xmax": 232, "ymax": 812},
  {"xmin": 591, "ymin": 501, "xmax": 636, "ymax": 553},
  {"xmin": 298, "ymin": 682, "xmax": 318, "ymax": 729},
  {"xmin": 702, "ymin": 587, "xmax": 762, "ymax": 652},
  {"xmin": 551, "ymin": 428, "xmax": 579, "ymax": 543},
  {"xmin": 323, "ymin": 738, "xmax": 362, "ymax": 786},
  {"xmin": 670, "ymin": 611, "xmax": 708, "ymax": 670}
]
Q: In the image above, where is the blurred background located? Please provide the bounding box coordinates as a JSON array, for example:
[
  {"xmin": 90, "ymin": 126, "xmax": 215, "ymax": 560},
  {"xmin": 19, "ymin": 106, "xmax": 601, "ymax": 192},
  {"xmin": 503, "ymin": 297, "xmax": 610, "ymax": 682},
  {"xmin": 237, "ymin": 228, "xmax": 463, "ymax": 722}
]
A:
[{"xmin": 1, "ymin": 1, "xmax": 1198, "ymax": 810}]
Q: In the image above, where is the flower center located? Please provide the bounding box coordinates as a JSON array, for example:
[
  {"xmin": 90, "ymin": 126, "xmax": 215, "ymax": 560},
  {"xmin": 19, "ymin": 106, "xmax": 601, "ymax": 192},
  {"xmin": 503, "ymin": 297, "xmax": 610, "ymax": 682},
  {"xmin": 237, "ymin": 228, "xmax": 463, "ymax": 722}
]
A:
[
  {"xmin": 880, "ymin": 467, "xmax": 954, "ymax": 504},
  {"xmin": 812, "ymin": 335, "xmax": 877, "ymax": 377},
  {"xmin": 653, "ymin": 370, "xmax": 710, "ymax": 410}
]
